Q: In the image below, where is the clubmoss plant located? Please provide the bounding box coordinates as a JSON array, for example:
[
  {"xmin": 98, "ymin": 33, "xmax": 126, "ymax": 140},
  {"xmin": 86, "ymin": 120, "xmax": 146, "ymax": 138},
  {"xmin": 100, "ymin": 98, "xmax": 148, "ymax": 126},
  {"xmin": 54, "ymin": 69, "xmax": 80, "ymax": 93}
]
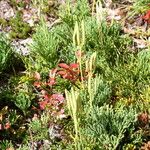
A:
[
  {"xmin": 0, "ymin": 34, "xmax": 13, "ymax": 74},
  {"xmin": 29, "ymin": 20, "xmax": 59, "ymax": 73},
  {"xmin": 84, "ymin": 105, "xmax": 137, "ymax": 150}
]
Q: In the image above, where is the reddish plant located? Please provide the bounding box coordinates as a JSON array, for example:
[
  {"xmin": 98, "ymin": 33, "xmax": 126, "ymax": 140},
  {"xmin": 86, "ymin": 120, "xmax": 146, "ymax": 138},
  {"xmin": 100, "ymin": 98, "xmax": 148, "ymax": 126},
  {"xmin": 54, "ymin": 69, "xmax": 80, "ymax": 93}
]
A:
[
  {"xmin": 57, "ymin": 63, "xmax": 80, "ymax": 83},
  {"xmin": 4, "ymin": 122, "xmax": 11, "ymax": 130},
  {"xmin": 47, "ymin": 68, "xmax": 57, "ymax": 86},
  {"xmin": 33, "ymin": 81, "xmax": 41, "ymax": 88},
  {"xmin": 138, "ymin": 112, "xmax": 149, "ymax": 127},
  {"xmin": 38, "ymin": 92, "xmax": 64, "ymax": 110},
  {"xmin": 33, "ymin": 72, "xmax": 42, "ymax": 88},
  {"xmin": 38, "ymin": 100, "xmax": 49, "ymax": 110},
  {"xmin": 142, "ymin": 10, "xmax": 150, "ymax": 24},
  {"xmin": 33, "ymin": 60, "xmax": 87, "ymax": 116},
  {"xmin": 0, "ymin": 124, "xmax": 2, "ymax": 130},
  {"xmin": 0, "ymin": 122, "xmax": 11, "ymax": 130},
  {"xmin": 33, "ymin": 72, "xmax": 65, "ymax": 115}
]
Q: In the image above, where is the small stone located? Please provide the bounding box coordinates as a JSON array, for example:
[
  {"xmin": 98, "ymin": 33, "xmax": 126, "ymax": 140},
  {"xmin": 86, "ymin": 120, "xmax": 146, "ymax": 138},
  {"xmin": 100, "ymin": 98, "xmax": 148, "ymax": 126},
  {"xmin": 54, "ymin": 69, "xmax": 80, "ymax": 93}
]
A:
[
  {"xmin": 0, "ymin": 1, "xmax": 15, "ymax": 20},
  {"xmin": 12, "ymin": 38, "xmax": 32, "ymax": 55}
]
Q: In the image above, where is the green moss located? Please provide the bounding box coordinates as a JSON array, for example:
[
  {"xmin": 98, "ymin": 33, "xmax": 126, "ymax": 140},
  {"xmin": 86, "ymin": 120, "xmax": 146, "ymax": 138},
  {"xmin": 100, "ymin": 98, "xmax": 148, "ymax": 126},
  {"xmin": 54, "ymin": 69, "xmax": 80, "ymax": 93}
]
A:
[
  {"xmin": 0, "ymin": 18, "xmax": 8, "ymax": 28},
  {"xmin": 0, "ymin": 34, "xmax": 13, "ymax": 73},
  {"xmin": 9, "ymin": 12, "xmax": 32, "ymax": 39}
]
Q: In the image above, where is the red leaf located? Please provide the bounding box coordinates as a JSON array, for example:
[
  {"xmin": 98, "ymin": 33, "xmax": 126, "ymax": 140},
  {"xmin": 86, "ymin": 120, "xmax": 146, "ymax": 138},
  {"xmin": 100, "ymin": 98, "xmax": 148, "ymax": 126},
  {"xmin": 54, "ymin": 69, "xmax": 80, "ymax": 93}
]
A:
[
  {"xmin": 43, "ymin": 94, "xmax": 51, "ymax": 101},
  {"xmin": 51, "ymin": 94, "xmax": 64, "ymax": 103},
  {"xmin": 62, "ymin": 73, "xmax": 71, "ymax": 79},
  {"xmin": 49, "ymin": 68, "xmax": 57, "ymax": 78},
  {"xmin": 70, "ymin": 63, "xmax": 79, "ymax": 69},
  {"xmin": 0, "ymin": 124, "xmax": 2, "ymax": 130},
  {"xmin": 41, "ymin": 90, "xmax": 47, "ymax": 95},
  {"xmin": 47, "ymin": 78, "xmax": 56, "ymax": 86},
  {"xmin": 4, "ymin": 123, "xmax": 11, "ymax": 130},
  {"xmin": 51, "ymin": 68, "xmax": 57, "ymax": 74},
  {"xmin": 34, "ymin": 81, "xmax": 41, "ymax": 88},
  {"xmin": 38, "ymin": 100, "xmax": 48, "ymax": 110},
  {"xmin": 57, "ymin": 70, "xmax": 67, "ymax": 76},
  {"xmin": 58, "ymin": 63, "xmax": 69, "ymax": 69},
  {"xmin": 143, "ymin": 10, "xmax": 150, "ymax": 23}
]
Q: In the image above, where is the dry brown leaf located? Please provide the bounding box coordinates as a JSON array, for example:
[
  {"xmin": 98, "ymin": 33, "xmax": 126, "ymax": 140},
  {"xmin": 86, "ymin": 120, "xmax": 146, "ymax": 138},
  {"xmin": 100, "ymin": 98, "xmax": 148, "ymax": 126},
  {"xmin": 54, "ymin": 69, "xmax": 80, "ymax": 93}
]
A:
[
  {"xmin": 123, "ymin": 27, "xmax": 135, "ymax": 35},
  {"xmin": 0, "ymin": 114, "xmax": 2, "ymax": 121},
  {"xmin": 141, "ymin": 141, "xmax": 150, "ymax": 150},
  {"xmin": 133, "ymin": 38, "xmax": 147, "ymax": 49}
]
